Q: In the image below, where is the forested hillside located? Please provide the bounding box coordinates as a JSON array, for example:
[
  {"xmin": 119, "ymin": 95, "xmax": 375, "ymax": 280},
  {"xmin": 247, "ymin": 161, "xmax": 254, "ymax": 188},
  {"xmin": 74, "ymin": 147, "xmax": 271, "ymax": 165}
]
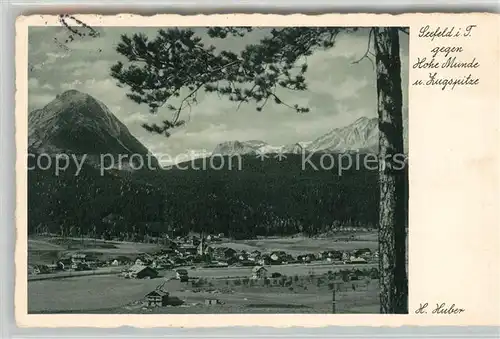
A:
[{"xmin": 28, "ymin": 153, "xmax": 408, "ymax": 240}]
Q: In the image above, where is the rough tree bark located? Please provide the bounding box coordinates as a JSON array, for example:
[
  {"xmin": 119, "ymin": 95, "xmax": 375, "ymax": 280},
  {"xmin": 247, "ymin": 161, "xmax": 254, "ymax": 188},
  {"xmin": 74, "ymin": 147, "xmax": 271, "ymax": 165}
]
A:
[{"xmin": 374, "ymin": 27, "xmax": 408, "ymax": 314}]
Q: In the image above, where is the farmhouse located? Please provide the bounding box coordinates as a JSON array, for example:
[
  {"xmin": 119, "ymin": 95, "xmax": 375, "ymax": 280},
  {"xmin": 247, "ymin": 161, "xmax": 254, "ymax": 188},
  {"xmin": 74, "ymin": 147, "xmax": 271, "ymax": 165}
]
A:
[
  {"xmin": 297, "ymin": 254, "xmax": 312, "ymax": 263},
  {"xmin": 175, "ymin": 269, "xmax": 189, "ymax": 281},
  {"xmin": 179, "ymin": 244, "xmax": 197, "ymax": 255},
  {"xmin": 270, "ymin": 251, "xmax": 287, "ymax": 264},
  {"xmin": 213, "ymin": 247, "xmax": 236, "ymax": 260},
  {"xmin": 225, "ymin": 257, "xmax": 238, "ymax": 265},
  {"xmin": 71, "ymin": 253, "xmax": 88, "ymax": 264},
  {"xmin": 205, "ymin": 299, "xmax": 222, "ymax": 305},
  {"xmin": 34, "ymin": 264, "xmax": 52, "ymax": 274},
  {"xmin": 354, "ymin": 248, "xmax": 372, "ymax": 259},
  {"xmin": 258, "ymin": 255, "xmax": 271, "ymax": 266},
  {"xmin": 72, "ymin": 262, "xmax": 91, "ymax": 271},
  {"xmin": 57, "ymin": 258, "xmax": 72, "ymax": 270},
  {"xmin": 237, "ymin": 252, "xmax": 249, "ymax": 261},
  {"xmin": 328, "ymin": 250, "xmax": 343, "ymax": 260},
  {"xmin": 251, "ymin": 250, "xmax": 261, "ymax": 257},
  {"xmin": 134, "ymin": 255, "xmax": 154, "ymax": 266},
  {"xmin": 127, "ymin": 264, "xmax": 159, "ymax": 279},
  {"xmin": 145, "ymin": 290, "xmax": 169, "ymax": 307},
  {"xmin": 224, "ymin": 247, "xmax": 237, "ymax": 258},
  {"xmin": 251, "ymin": 266, "xmax": 268, "ymax": 279}
]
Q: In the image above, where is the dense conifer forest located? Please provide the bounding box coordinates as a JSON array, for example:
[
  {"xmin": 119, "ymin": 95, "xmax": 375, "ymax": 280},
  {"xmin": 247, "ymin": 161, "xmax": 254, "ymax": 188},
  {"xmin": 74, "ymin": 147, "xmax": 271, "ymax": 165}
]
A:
[{"xmin": 28, "ymin": 153, "xmax": 408, "ymax": 240}]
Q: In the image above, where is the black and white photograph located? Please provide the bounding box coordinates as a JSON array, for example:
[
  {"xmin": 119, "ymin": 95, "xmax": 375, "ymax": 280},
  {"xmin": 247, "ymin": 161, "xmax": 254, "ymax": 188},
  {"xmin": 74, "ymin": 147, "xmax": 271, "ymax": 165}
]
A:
[{"xmin": 26, "ymin": 23, "xmax": 409, "ymax": 315}]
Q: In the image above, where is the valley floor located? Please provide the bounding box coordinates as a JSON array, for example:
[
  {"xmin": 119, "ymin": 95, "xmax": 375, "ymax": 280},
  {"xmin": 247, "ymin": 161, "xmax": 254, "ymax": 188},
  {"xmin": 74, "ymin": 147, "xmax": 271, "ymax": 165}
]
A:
[
  {"xmin": 28, "ymin": 270, "xmax": 379, "ymax": 314},
  {"xmin": 27, "ymin": 233, "xmax": 381, "ymax": 314}
]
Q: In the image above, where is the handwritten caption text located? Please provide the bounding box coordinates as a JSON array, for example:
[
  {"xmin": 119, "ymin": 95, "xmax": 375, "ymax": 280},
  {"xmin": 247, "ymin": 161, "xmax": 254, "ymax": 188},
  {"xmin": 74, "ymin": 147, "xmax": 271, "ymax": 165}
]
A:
[{"xmin": 412, "ymin": 25, "xmax": 480, "ymax": 90}]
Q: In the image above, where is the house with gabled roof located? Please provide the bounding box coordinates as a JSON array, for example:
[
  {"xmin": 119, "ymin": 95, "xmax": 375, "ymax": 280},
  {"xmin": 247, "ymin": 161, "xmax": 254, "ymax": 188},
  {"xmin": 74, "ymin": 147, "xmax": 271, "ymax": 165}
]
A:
[
  {"xmin": 145, "ymin": 289, "xmax": 169, "ymax": 307},
  {"xmin": 251, "ymin": 265, "xmax": 268, "ymax": 279},
  {"xmin": 124, "ymin": 264, "xmax": 158, "ymax": 279}
]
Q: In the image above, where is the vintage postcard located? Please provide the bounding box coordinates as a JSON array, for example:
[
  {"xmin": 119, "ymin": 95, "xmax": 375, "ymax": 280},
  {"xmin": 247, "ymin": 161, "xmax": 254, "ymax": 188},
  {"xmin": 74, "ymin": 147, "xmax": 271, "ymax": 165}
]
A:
[{"xmin": 15, "ymin": 13, "xmax": 499, "ymax": 327}]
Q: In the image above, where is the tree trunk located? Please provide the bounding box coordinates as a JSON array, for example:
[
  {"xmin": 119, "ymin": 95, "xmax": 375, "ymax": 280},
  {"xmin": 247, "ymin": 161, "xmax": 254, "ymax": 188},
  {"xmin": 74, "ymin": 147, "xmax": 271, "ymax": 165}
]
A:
[{"xmin": 373, "ymin": 27, "xmax": 408, "ymax": 314}]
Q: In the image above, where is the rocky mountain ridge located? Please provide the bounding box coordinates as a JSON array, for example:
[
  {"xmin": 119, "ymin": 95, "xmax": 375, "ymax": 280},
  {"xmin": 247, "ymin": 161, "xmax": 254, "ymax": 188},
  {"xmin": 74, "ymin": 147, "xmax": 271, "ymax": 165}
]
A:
[
  {"xmin": 210, "ymin": 115, "xmax": 408, "ymax": 157},
  {"xmin": 28, "ymin": 89, "xmax": 159, "ymax": 168}
]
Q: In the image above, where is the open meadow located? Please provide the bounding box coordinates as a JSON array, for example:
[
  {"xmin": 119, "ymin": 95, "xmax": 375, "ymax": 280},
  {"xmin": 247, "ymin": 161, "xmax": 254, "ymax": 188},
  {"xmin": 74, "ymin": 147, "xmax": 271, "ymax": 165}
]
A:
[
  {"xmin": 28, "ymin": 236, "xmax": 165, "ymax": 265},
  {"xmin": 28, "ymin": 271, "xmax": 379, "ymax": 314},
  {"xmin": 28, "ymin": 232, "xmax": 380, "ymax": 313},
  {"xmin": 216, "ymin": 233, "xmax": 378, "ymax": 257}
]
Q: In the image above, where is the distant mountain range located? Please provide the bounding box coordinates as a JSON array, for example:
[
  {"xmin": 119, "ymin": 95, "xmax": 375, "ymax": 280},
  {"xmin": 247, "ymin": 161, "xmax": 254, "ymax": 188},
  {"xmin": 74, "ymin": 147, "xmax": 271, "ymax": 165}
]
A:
[
  {"xmin": 209, "ymin": 115, "xmax": 408, "ymax": 159},
  {"xmin": 28, "ymin": 90, "xmax": 408, "ymax": 166},
  {"xmin": 212, "ymin": 140, "xmax": 313, "ymax": 157}
]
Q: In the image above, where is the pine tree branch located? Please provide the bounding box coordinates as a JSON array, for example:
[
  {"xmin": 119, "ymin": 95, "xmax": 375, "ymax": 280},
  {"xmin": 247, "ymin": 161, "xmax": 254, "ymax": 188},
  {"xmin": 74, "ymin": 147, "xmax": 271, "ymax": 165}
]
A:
[
  {"xmin": 112, "ymin": 27, "xmax": 363, "ymax": 136},
  {"xmin": 352, "ymin": 28, "xmax": 375, "ymax": 70},
  {"xmin": 399, "ymin": 28, "xmax": 409, "ymax": 35}
]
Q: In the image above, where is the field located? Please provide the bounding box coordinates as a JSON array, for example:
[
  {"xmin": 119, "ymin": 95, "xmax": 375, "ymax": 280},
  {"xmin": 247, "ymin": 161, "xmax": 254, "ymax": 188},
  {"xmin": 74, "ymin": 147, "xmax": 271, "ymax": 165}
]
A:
[
  {"xmin": 217, "ymin": 233, "xmax": 378, "ymax": 257},
  {"xmin": 27, "ymin": 232, "xmax": 380, "ymax": 313},
  {"xmin": 28, "ymin": 271, "xmax": 379, "ymax": 314},
  {"xmin": 28, "ymin": 236, "xmax": 163, "ymax": 265}
]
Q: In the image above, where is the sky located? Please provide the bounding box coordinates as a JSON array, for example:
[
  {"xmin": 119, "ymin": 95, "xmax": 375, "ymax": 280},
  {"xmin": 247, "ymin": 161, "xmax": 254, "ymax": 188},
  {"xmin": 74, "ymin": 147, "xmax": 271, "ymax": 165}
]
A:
[{"xmin": 28, "ymin": 27, "xmax": 409, "ymax": 158}]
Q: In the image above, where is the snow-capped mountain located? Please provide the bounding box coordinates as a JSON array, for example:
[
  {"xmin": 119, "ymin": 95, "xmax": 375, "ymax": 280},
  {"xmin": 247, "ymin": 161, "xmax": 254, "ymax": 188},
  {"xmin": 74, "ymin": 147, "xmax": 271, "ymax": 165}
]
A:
[
  {"xmin": 209, "ymin": 117, "xmax": 380, "ymax": 156},
  {"xmin": 307, "ymin": 116, "xmax": 409, "ymax": 153},
  {"xmin": 211, "ymin": 140, "xmax": 308, "ymax": 157},
  {"xmin": 212, "ymin": 140, "xmax": 269, "ymax": 156},
  {"xmin": 307, "ymin": 116, "xmax": 379, "ymax": 153},
  {"xmin": 210, "ymin": 115, "xmax": 408, "ymax": 157},
  {"xmin": 28, "ymin": 89, "xmax": 159, "ymax": 168},
  {"xmin": 183, "ymin": 149, "xmax": 212, "ymax": 159}
]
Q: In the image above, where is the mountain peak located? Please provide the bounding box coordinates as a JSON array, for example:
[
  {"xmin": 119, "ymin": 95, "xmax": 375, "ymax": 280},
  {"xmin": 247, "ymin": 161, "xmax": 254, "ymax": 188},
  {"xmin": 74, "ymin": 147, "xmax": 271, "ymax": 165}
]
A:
[
  {"xmin": 354, "ymin": 116, "xmax": 370, "ymax": 122},
  {"xmin": 212, "ymin": 140, "xmax": 269, "ymax": 156},
  {"xmin": 28, "ymin": 91, "xmax": 159, "ymax": 168},
  {"xmin": 61, "ymin": 89, "xmax": 84, "ymax": 96},
  {"xmin": 349, "ymin": 116, "xmax": 377, "ymax": 128},
  {"xmin": 56, "ymin": 89, "xmax": 92, "ymax": 102}
]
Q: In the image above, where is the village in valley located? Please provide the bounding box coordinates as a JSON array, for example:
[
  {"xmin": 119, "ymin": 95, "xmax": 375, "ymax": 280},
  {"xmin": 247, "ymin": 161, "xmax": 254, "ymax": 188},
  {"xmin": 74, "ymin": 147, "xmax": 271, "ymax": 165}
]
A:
[
  {"xmin": 28, "ymin": 228, "xmax": 380, "ymax": 314},
  {"xmin": 27, "ymin": 26, "xmax": 409, "ymax": 314}
]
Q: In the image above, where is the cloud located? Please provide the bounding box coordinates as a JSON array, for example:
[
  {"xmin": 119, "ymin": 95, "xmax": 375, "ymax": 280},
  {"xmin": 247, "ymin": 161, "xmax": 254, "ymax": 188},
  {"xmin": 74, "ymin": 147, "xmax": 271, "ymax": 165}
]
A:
[
  {"xmin": 28, "ymin": 77, "xmax": 59, "ymax": 110},
  {"xmin": 29, "ymin": 94, "xmax": 55, "ymax": 110},
  {"xmin": 123, "ymin": 112, "xmax": 150, "ymax": 124},
  {"xmin": 28, "ymin": 27, "xmax": 409, "ymax": 155},
  {"xmin": 45, "ymin": 52, "xmax": 70, "ymax": 64},
  {"xmin": 59, "ymin": 78, "xmax": 119, "ymax": 101},
  {"xmin": 29, "ymin": 77, "xmax": 56, "ymax": 92},
  {"xmin": 60, "ymin": 79, "xmax": 83, "ymax": 91},
  {"xmin": 42, "ymin": 83, "xmax": 54, "ymax": 90},
  {"xmin": 333, "ymin": 76, "xmax": 370, "ymax": 100}
]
